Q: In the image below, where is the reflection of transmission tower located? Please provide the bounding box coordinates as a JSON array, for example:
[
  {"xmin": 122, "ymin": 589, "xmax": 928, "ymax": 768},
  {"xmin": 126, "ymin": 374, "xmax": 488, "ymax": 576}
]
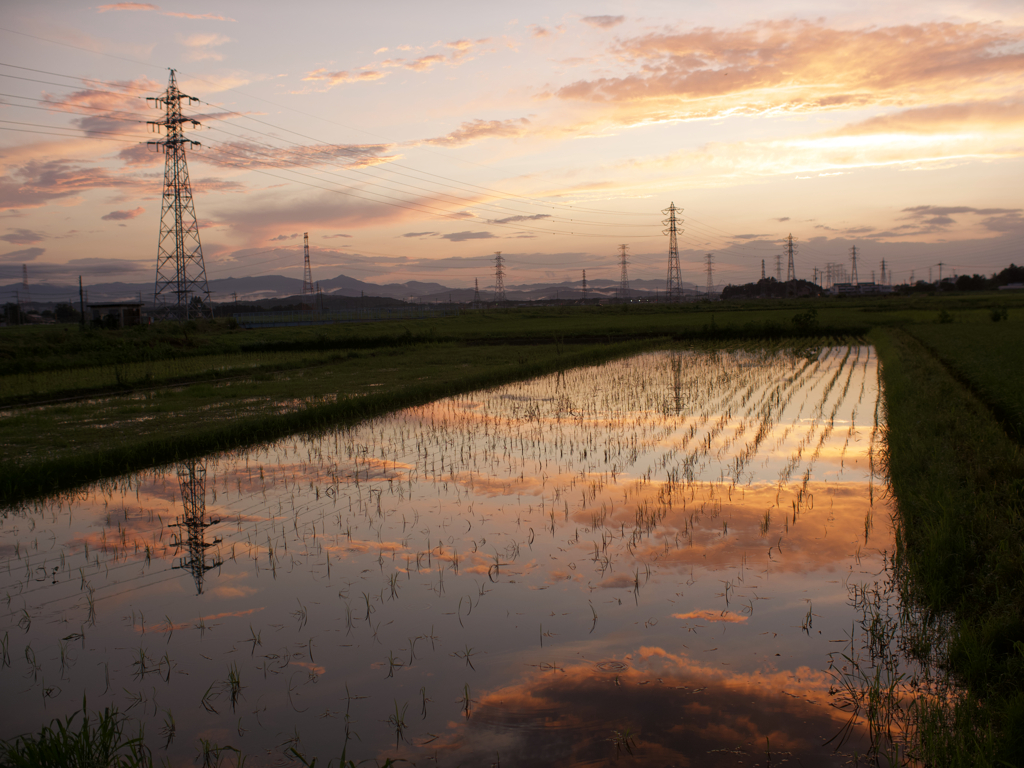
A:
[
  {"xmin": 617, "ymin": 244, "xmax": 630, "ymax": 301},
  {"xmin": 663, "ymin": 202, "xmax": 683, "ymax": 302},
  {"xmin": 170, "ymin": 459, "xmax": 221, "ymax": 595},
  {"xmin": 493, "ymin": 252, "xmax": 506, "ymax": 304},
  {"xmin": 149, "ymin": 69, "xmax": 212, "ymax": 320},
  {"xmin": 705, "ymin": 253, "xmax": 714, "ymax": 298},
  {"xmin": 302, "ymin": 233, "xmax": 313, "ymax": 297},
  {"xmin": 786, "ymin": 234, "xmax": 796, "ymax": 282},
  {"xmin": 671, "ymin": 351, "xmax": 683, "ymax": 416}
]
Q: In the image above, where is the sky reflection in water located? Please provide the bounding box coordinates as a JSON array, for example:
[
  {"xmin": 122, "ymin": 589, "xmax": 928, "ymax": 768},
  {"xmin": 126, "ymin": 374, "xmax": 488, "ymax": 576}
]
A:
[{"xmin": 1, "ymin": 347, "xmax": 894, "ymax": 766}]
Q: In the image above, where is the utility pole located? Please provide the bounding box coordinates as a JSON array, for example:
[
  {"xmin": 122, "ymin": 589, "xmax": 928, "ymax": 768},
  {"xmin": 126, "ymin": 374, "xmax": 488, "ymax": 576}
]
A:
[
  {"xmin": 617, "ymin": 244, "xmax": 630, "ymax": 301},
  {"xmin": 302, "ymin": 233, "xmax": 313, "ymax": 298},
  {"xmin": 149, "ymin": 69, "xmax": 212, "ymax": 320},
  {"xmin": 786, "ymin": 234, "xmax": 796, "ymax": 282},
  {"xmin": 850, "ymin": 246, "xmax": 859, "ymax": 286},
  {"xmin": 581, "ymin": 269, "xmax": 587, "ymax": 303},
  {"xmin": 493, "ymin": 252, "xmax": 506, "ymax": 304},
  {"xmin": 705, "ymin": 253, "xmax": 714, "ymax": 298},
  {"xmin": 663, "ymin": 202, "xmax": 683, "ymax": 302}
]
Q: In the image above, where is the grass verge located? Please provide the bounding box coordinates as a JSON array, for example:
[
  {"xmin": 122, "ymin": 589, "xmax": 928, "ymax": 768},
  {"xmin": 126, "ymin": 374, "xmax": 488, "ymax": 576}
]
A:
[{"xmin": 871, "ymin": 326, "xmax": 1024, "ymax": 765}]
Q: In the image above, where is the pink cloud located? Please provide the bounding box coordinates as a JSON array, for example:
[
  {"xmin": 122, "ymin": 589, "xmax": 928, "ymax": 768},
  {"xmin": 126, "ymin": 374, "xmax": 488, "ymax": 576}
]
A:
[
  {"xmin": 581, "ymin": 15, "xmax": 625, "ymax": 29},
  {"xmin": 422, "ymin": 117, "xmax": 531, "ymax": 147},
  {"xmin": 102, "ymin": 207, "xmax": 144, "ymax": 221},
  {"xmin": 96, "ymin": 3, "xmax": 234, "ymax": 20}
]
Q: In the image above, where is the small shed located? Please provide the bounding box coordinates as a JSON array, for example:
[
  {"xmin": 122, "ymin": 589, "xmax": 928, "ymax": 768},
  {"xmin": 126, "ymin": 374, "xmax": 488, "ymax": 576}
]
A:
[{"xmin": 89, "ymin": 302, "xmax": 143, "ymax": 328}]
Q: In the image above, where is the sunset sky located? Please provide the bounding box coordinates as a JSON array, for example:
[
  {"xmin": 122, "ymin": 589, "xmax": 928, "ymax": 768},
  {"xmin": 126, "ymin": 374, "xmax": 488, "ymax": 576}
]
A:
[{"xmin": 2, "ymin": 0, "xmax": 1023, "ymax": 296}]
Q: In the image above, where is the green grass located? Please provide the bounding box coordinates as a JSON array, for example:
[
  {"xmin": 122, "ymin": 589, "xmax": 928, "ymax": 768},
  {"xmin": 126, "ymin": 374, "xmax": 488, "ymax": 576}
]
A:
[
  {"xmin": 871, "ymin": 326, "xmax": 1024, "ymax": 765},
  {"xmin": 904, "ymin": 318, "xmax": 1024, "ymax": 443},
  {"xmin": 0, "ymin": 706, "xmax": 150, "ymax": 768}
]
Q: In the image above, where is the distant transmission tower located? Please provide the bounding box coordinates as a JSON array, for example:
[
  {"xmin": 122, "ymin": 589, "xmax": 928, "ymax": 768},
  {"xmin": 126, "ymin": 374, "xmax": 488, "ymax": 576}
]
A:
[
  {"xmin": 473, "ymin": 277, "xmax": 480, "ymax": 307},
  {"xmin": 617, "ymin": 244, "xmax": 630, "ymax": 301},
  {"xmin": 880, "ymin": 259, "xmax": 887, "ymax": 285},
  {"xmin": 170, "ymin": 459, "xmax": 221, "ymax": 595},
  {"xmin": 302, "ymin": 233, "xmax": 313, "ymax": 296},
  {"xmin": 761, "ymin": 259, "xmax": 766, "ymax": 281},
  {"xmin": 705, "ymin": 253, "xmax": 715, "ymax": 298},
  {"xmin": 775, "ymin": 254, "xmax": 782, "ymax": 281},
  {"xmin": 663, "ymin": 202, "xmax": 683, "ymax": 302},
  {"xmin": 149, "ymin": 69, "xmax": 212, "ymax": 320},
  {"xmin": 581, "ymin": 269, "xmax": 588, "ymax": 303},
  {"xmin": 786, "ymin": 234, "xmax": 796, "ymax": 282},
  {"xmin": 850, "ymin": 246, "xmax": 859, "ymax": 286},
  {"xmin": 493, "ymin": 251, "xmax": 506, "ymax": 303}
]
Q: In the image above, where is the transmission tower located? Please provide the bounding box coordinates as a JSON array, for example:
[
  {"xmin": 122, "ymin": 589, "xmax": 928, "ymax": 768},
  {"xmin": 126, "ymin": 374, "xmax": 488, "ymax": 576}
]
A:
[
  {"xmin": 786, "ymin": 234, "xmax": 796, "ymax": 282},
  {"xmin": 662, "ymin": 202, "xmax": 683, "ymax": 302},
  {"xmin": 149, "ymin": 69, "xmax": 212, "ymax": 320},
  {"xmin": 493, "ymin": 251, "xmax": 506, "ymax": 304},
  {"xmin": 617, "ymin": 244, "xmax": 630, "ymax": 301},
  {"xmin": 850, "ymin": 246, "xmax": 859, "ymax": 286},
  {"xmin": 775, "ymin": 254, "xmax": 782, "ymax": 281},
  {"xmin": 880, "ymin": 259, "xmax": 887, "ymax": 285},
  {"xmin": 302, "ymin": 233, "xmax": 313, "ymax": 296},
  {"xmin": 581, "ymin": 269, "xmax": 588, "ymax": 303},
  {"xmin": 473, "ymin": 277, "xmax": 480, "ymax": 307},
  {"xmin": 705, "ymin": 253, "xmax": 715, "ymax": 298},
  {"xmin": 761, "ymin": 259, "xmax": 766, "ymax": 281},
  {"xmin": 170, "ymin": 459, "xmax": 221, "ymax": 595}
]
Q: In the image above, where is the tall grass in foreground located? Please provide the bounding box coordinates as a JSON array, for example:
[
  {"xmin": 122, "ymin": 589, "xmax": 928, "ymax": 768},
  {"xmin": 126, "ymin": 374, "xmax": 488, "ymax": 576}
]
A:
[
  {"xmin": 872, "ymin": 327, "xmax": 1024, "ymax": 765},
  {"xmin": 0, "ymin": 706, "xmax": 150, "ymax": 768}
]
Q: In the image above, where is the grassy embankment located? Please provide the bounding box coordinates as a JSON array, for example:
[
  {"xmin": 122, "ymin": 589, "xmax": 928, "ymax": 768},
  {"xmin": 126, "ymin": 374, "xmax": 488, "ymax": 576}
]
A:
[{"xmin": 872, "ymin": 320, "xmax": 1024, "ymax": 765}]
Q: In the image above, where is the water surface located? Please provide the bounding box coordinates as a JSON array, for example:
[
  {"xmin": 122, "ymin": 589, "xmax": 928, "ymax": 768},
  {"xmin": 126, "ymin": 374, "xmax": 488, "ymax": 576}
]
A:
[{"xmin": 1, "ymin": 347, "xmax": 897, "ymax": 765}]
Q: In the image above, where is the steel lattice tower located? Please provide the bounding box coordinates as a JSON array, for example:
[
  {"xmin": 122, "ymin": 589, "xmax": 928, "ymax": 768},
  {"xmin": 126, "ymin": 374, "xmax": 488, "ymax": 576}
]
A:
[
  {"xmin": 149, "ymin": 70, "xmax": 211, "ymax": 320},
  {"xmin": 786, "ymin": 234, "xmax": 796, "ymax": 282},
  {"xmin": 473, "ymin": 277, "xmax": 480, "ymax": 307},
  {"xmin": 493, "ymin": 252, "xmax": 506, "ymax": 303},
  {"xmin": 705, "ymin": 253, "xmax": 714, "ymax": 297},
  {"xmin": 617, "ymin": 244, "xmax": 630, "ymax": 301},
  {"xmin": 170, "ymin": 459, "xmax": 221, "ymax": 595},
  {"xmin": 662, "ymin": 202, "xmax": 683, "ymax": 302},
  {"xmin": 581, "ymin": 269, "xmax": 587, "ymax": 303},
  {"xmin": 850, "ymin": 245, "xmax": 859, "ymax": 286},
  {"xmin": 302, "ymin": 233, "xmax": 313, "ymax": 297}
]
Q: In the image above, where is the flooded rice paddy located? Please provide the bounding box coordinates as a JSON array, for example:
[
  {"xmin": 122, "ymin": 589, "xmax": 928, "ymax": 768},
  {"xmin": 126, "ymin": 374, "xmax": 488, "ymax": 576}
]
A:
[{"xmin": 1, "ymin": 347, "xmax": 915, "ymax": 766}]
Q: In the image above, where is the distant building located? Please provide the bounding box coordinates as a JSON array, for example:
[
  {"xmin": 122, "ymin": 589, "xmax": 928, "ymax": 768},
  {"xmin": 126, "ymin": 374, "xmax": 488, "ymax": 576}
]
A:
[
  {"xmin": 89, "ymin": 302, "xmax": 143, "ymax": 328},
  {"xmin": 998, "ymin": 283, "xmax": 1024, "ymax": 291},
  {"xmin": 830, "ymin": 282, "xmax": 893, "ymax": 296}
]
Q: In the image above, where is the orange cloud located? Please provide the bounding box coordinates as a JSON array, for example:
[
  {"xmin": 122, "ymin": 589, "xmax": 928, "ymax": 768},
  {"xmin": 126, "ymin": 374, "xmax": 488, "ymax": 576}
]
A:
[
  {"xmin": 555, "ymin": 20, "xmax": 1024, "ymax": 127},
  {"xmin": 301, "ymin": 68, "xmax": 388, "ymax": 87}
]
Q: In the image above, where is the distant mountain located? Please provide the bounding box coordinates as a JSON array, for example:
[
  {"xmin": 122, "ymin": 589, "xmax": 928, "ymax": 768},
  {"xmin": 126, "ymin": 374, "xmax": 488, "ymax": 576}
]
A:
[{"xmin": 2, "ymin": 273, "xmax": 701, "ymax": 307}]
